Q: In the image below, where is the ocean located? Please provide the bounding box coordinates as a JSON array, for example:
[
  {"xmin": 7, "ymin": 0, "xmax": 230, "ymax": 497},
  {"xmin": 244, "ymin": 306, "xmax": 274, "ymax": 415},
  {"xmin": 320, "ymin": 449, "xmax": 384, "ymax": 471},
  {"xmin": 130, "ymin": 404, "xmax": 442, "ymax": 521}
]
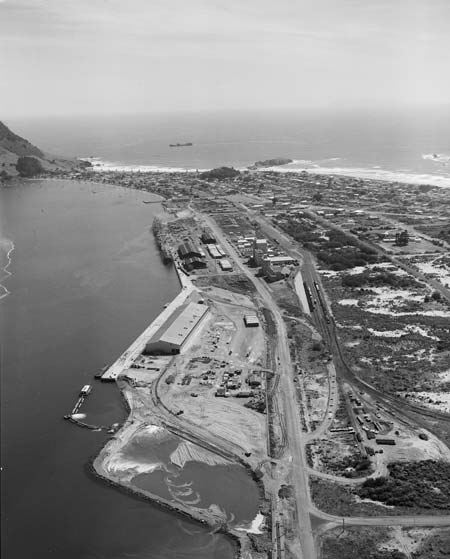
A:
[
  {"xmin": 7, "ymin": 106, "xmax": 450, "ymax": 186},
  {"xmin": 0, "ymin": 180, "xmax": 236, "ymax": 558}
]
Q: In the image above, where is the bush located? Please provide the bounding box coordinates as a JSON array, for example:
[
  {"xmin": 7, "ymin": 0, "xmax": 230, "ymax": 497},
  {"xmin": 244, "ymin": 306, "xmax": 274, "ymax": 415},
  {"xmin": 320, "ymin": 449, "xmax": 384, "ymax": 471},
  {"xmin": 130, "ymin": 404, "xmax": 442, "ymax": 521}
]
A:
[
  {"xmin": 358, "ymin": 461, "xmax": 450, "ymax": 510},
  {"xmin": 200, "ymin": 166, "xmax": 240, "ymax": 180},
  {"xmin": 342, "ymin": 271, "xmax": 419, "ymax": 289},
  {"xmin": 16, "ymin": 156, "xmax": 43, "ymax": 177}
]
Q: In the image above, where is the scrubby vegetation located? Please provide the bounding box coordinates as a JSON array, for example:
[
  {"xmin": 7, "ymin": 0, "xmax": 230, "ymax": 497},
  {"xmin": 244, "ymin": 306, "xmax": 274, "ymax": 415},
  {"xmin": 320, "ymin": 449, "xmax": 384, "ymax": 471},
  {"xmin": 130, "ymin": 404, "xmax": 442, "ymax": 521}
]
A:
[
  {"xmin": 280, "ymin": 218, "xmax": 379, "ymax": 270},
  {"xmin": 312, "ymin": 462, "xmax": 450, "ymax": 517},
  {"xmin": 328, "ymin": 454, "xmax": 372, "ymax": 478},
  {"xmin": 341, "ymin": 270, "xmax": 420, "ymax": 289},
  {"xmin": 358, "ymin": 461, "xmax": 450, "ymax": 510},
  {"xmin": 321, "ymin": 527, "xmax": 407, "ymax": 559},
  {"xmin": 200, "ymin": 166, "xmax": 240, "ymax": 180},
  {"xmin": 311, "ymin": 478, "xmax": 387, "ymax": 516},
  {"xmin": 16, "ymin": 156, "xmax": 44, "ymax": 177},
  {"xmin": 316, "ymin": 241, "xmax": 378, "ymax": 271},
  {"xmin": 411, "ymin": 528, "xmax": 450, "ymax": 559}
]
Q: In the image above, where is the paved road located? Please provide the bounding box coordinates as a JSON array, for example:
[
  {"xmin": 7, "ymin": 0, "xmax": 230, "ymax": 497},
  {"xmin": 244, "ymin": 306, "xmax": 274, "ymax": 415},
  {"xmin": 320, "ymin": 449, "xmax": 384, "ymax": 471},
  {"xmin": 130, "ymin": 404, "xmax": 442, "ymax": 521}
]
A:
[{"xmin": 204, "ymin": 214, "xmax": 316, "ymax": 559}]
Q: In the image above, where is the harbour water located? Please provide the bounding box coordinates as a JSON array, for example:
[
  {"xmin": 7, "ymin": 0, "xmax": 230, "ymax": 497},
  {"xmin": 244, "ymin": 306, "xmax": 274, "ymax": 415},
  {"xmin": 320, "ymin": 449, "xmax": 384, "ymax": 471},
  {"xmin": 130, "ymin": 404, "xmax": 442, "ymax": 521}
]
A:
[{"xmin": 0, "ymin": 180, "xmax": 238, "ymax": 558}]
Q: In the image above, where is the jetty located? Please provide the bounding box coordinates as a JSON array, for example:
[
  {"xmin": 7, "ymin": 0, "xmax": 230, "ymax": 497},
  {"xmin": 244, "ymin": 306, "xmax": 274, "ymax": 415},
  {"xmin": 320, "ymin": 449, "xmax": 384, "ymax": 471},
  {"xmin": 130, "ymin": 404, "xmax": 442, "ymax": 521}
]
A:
[
  {"xmin": 101, "ymin": 266, "xmax": 194, "ymax": 381},
  {"xmin": 66, "ymin": 384, "xmax": 92, "ymax": 415}
]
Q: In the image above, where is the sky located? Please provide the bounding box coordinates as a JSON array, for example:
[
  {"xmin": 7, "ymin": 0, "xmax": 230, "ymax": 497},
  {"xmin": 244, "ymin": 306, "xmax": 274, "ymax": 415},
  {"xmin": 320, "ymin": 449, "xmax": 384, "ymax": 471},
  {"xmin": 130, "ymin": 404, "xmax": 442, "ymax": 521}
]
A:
[{"xmin": 1, "ymin": 0, "xmax": 449, "ymax": 117}]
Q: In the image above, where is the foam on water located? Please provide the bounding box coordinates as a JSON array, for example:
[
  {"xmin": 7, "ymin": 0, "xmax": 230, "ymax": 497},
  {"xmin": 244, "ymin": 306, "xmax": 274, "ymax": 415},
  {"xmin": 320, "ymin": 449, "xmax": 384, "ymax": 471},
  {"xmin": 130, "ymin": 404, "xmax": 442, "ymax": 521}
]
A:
[
  {"xmin": 264, "ymin": 163, "xmax": 450, "ymax": 187},
  {"xmin": 422, "ymin": 153, "xmax": 450, "ymax": 163},
  {"xmin": 0, "ymin": 237, "xmax": 15, "ymax": 300}
]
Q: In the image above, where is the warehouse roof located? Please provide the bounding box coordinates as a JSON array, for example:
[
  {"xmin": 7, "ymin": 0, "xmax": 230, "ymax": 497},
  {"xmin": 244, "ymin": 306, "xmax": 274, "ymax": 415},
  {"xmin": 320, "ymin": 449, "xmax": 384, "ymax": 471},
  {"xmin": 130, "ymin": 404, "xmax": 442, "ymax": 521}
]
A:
[
  {"xmin": 178, "ymin": 240, "xmax": 201, "ymax": 259},
  {"xmin": 265, "ymin": 255, "xmax": 296, "ymax": 264},
  {"xmin": 147, "ymin": 302, "xmax": 209, "ymax": 348}
]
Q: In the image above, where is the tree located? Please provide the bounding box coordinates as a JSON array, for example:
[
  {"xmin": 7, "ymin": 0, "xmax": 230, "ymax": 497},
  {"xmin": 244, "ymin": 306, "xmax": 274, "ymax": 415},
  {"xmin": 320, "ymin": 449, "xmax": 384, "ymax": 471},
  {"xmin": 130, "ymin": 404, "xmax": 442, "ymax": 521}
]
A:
[
  {"xmin": 395, "ymin": 230, "xmax": 409, "ymax": 246},
  {"xmin": 16, "ymin": 156, "xmax": 44, "ymax": 177},
  {"xmin": 312, "ymin": 192, "xmax": 322, "ymax": 202}
]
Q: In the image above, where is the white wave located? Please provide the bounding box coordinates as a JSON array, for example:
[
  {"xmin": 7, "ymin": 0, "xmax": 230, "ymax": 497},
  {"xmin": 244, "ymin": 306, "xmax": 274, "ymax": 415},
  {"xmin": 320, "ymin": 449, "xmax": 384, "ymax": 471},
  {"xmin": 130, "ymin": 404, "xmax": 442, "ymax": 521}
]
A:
[
  {"xmin": 265, "ymin": 164, "xmax": 450, "ymax": 188},
  {"xmin": 80, "ymin": 157, "xmax": 206, "ymax": 174},
  {"xmin": 318, "ymin": 157, "xmax": 342, "ymax": 163},
  {"xmin": 423, "ymin": 153, "xmax": 450, "ymax": 164},
  {"xmin": 290, "ymin": 159, "xmax": 313, "ymax": 165},
  {"xmin": 236, "ymin": 512, "xmax": 265, "ymax": 534},
  {"xmin": 0, "ymin": 238, "xmax": 15, "ymax": 300}
]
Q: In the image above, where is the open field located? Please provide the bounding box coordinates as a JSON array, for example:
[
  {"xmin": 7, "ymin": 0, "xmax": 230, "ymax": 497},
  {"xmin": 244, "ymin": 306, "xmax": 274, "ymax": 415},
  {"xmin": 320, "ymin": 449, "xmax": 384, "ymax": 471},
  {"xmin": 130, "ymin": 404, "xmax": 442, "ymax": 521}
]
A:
[{"xmin": 317, "ymin": 264, "xmax": 450, "ymax": 408}]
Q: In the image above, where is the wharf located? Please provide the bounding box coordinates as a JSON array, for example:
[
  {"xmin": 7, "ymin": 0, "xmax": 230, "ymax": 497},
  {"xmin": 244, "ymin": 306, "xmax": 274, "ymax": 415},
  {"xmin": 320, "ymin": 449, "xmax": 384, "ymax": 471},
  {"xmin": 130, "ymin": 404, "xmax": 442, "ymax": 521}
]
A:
[{"xmin": 101, "ymin": 265, "xmax": 194, "ymax": 381}]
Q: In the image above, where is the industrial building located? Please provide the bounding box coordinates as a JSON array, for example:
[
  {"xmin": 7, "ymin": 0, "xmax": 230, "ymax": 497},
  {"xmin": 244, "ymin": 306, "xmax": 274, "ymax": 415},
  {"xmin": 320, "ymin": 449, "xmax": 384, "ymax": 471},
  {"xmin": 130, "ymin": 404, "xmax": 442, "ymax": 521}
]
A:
[
  {"xmin": 184, "ymin": 256, "xmax": 207, "ymax": 271},
  {"xmin": 264, "ymin": 255, "xmax": 297, "ymax": 266},
  {"xmin": 261, "ymin": 259, "xmax": 291, "ymax": 282},
  {"xmin": 207, "ymin": 244, "xmax": 223, "ymax": 259},
  {"xmin": 201, "ymin": 227, "xmax": 216, "ymax": 244},
  {"xmin": 178, "ymin": 240, "xmax": 202, "ymax": 260},
  {"xmin": 145, "ymin": 302, "xmax": 209, "ymax": 355},
  {"xmin": 219, "ymin": 259, "xmax": 233, "ymax": 271},
  {"xmin": 244, "ymin": 314, "xmax": 260, "ymax": 327}
]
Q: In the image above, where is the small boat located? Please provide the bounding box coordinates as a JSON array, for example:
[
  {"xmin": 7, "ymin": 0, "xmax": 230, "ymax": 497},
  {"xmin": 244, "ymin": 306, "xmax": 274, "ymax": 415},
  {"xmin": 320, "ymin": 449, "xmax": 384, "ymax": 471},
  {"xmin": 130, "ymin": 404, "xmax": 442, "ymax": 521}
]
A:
[
  {"xmin": 80, "ymin": 384, "xmax": 92, "ymax": 396},
  {"xmin": 169, "ymin": 142, "xmax": 193, "ymax": 147}
]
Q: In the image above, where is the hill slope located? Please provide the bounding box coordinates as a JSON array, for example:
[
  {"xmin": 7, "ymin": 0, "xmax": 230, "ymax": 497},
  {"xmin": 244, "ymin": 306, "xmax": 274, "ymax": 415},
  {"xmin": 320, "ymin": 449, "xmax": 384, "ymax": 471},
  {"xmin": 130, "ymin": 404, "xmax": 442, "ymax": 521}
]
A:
[
  {"xmin": 0, "ymin": 120, "xmax": 88, "ymax": 178},
  {"xmin": 0, "ymin": 121, "xmax": 44, "ymax": 158}
]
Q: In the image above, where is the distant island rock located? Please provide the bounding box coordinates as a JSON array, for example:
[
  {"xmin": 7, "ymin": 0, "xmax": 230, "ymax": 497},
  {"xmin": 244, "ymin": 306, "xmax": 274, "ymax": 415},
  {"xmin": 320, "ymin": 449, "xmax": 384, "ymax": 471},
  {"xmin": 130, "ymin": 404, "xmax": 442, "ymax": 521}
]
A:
[
  {"xmin": 0, "ymin": 120, "xmax": 90, "ymax": 180},
  {"xmin": 250, "ymin": 158, "xmax": 293, "ymax": 169},
  {"xmin": 200, "ymin": 166, "xmax": 240, "ymax": 181}
]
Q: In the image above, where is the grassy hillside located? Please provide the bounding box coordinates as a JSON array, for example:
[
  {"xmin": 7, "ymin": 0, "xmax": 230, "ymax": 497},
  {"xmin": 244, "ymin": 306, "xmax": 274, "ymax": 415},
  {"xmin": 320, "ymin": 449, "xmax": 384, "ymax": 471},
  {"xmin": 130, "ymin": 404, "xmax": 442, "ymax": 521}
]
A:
[
  {"xmin": 0, "ymin": 120, "xmax": 88, "ymax": 179},
  {"xmin": 0, "ymin": 121, "xmax": 44, "ymax": 158}
]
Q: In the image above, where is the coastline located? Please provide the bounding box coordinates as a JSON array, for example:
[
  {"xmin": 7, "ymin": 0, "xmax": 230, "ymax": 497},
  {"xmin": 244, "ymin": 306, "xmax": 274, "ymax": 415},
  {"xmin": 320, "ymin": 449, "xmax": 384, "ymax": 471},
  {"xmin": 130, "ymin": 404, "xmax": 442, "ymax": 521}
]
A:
[{"xmin": 80, "ymin": 156, "xmax": 450, "ymax": 188}]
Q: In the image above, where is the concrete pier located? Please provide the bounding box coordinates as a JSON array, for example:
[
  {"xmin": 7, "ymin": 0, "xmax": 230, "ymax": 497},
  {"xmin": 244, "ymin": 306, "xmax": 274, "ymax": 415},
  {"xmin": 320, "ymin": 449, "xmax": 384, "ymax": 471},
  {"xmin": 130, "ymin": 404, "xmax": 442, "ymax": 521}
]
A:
[{"xmin": 101, "ymin": 265, "xmax": 195, "ymax": 381}]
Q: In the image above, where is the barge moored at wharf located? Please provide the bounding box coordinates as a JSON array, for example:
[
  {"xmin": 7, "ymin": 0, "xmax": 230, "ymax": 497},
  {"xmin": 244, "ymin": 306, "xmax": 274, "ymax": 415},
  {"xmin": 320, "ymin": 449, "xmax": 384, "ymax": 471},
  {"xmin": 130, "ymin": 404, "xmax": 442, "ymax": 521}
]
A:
[{"xmin": 152, "ymin": 216, "xmax": 174, "ymax": 263}]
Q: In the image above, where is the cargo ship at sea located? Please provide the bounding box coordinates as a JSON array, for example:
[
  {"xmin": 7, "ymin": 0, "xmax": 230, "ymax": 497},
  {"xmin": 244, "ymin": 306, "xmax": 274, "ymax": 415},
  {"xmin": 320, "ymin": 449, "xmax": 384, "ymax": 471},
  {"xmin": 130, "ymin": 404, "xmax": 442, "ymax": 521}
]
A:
[{"xmin": 169, "ymin": 142, "xmax": 193, "ymax": 147}]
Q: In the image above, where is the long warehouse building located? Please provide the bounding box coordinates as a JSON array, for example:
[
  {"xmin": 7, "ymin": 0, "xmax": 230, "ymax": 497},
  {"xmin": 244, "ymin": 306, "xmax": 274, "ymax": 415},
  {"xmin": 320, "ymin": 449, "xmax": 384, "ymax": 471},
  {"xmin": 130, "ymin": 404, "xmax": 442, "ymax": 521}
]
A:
[{"xmin": 144, "ymin": 302, "xmax": 209, "ymax": 355}]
